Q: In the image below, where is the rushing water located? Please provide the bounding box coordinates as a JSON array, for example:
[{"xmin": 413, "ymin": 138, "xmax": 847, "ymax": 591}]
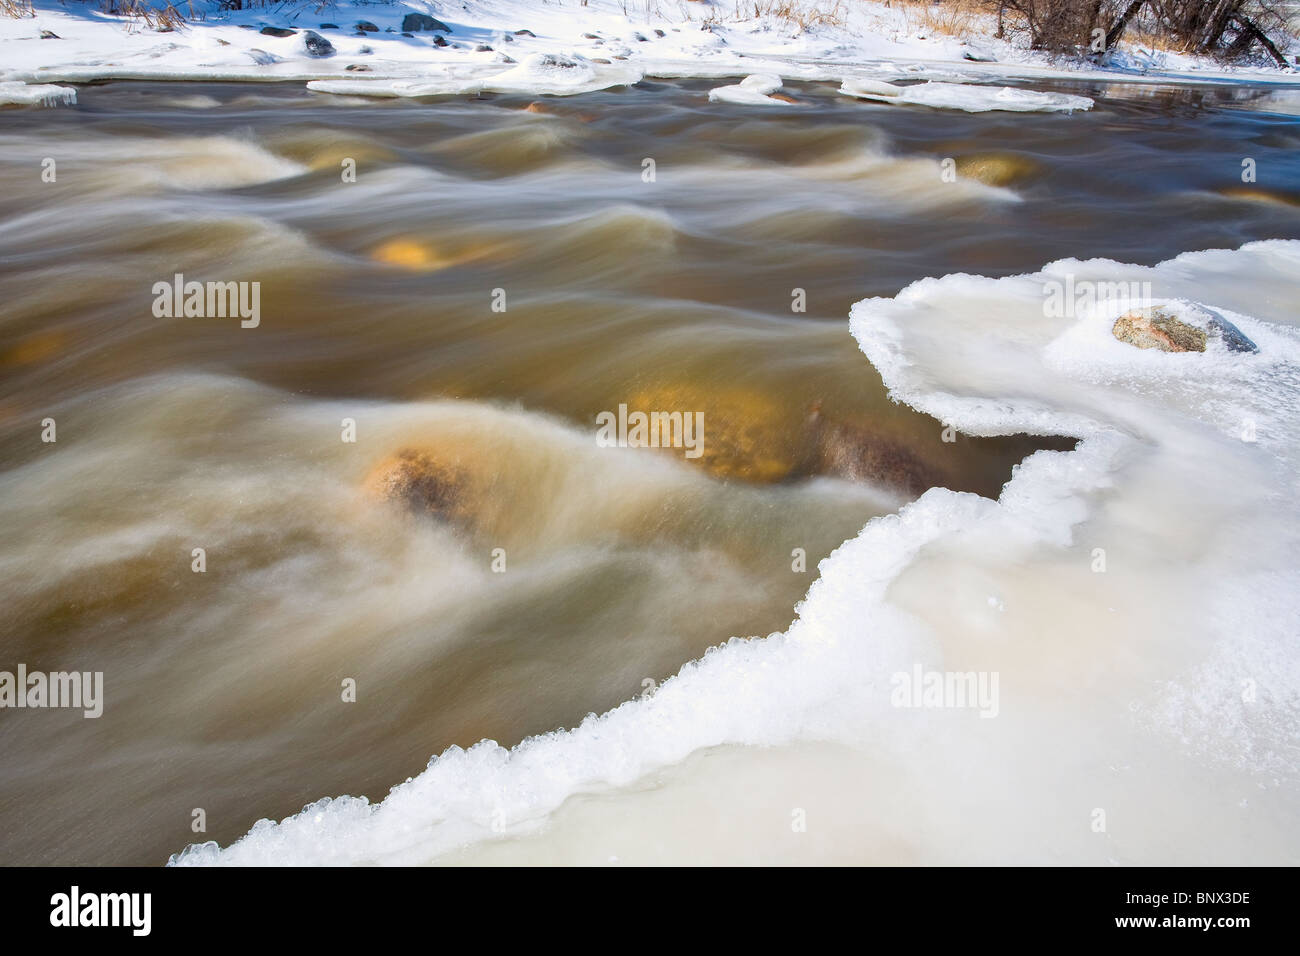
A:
[{"xmin": 1, "ymin": 76, "xmax": 1298, "ymax": 865}]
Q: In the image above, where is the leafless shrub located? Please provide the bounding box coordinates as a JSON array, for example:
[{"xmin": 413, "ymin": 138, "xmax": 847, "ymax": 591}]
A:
[{"xmin": 0, "ymin": 0, "xmax": 35, "ymax": 18}]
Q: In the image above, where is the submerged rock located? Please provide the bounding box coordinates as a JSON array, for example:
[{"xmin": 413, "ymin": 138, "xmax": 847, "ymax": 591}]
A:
[
  {"xmin": 626, "ymin": 384, "xmax": 800, "ymax": 483},
  {"xmin": 402, "ymin": 13, "xmax": 450, "ymax": 33},
  {"xmin": 1218, "ymin": 186, "xmax": 1300, "ymax": 208},
  {"xmin": 954, "ymin": 152, "xmax": 1041, "ymax": 186},
  {"xmin": 363, "ymin": 449, "xmax": 473, "ymax": 528},
  {"xmin": 807, "ymin": 403, "xmax": 944, "ymax": 497},
  {"xmin": 371, "ymin": 239, "xmax": 444, "ymax": 270}
]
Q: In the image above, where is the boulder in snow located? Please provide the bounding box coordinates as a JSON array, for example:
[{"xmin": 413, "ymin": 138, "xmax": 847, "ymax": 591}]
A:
[{"xmin": 402, "ymin": 13, "xmax": 450, "ymax": 33}]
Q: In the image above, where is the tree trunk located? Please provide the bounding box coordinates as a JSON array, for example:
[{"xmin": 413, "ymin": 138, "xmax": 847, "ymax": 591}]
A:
[
  {"xmin": 1199, "ymin": 0, "xmax": 1244, "ymax": 52},
  {"xmin": 1105, "ymin": 0, "xmax": 1145, "ymax": 50},
  {"xmin": 1233, "ymin": 14, "xmax": 1293, "ymax": 68}
]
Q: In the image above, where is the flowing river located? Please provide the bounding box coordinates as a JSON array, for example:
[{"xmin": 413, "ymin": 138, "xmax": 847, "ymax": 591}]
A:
[{"xmin": 1, "ymin": 75, "xmax": 1298, "ymax": 865}]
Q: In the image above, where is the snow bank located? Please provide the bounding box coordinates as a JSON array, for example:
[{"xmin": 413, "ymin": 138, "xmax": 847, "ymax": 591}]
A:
[
  {"xmin": 1, "ymin": 0, "xmax": 1293, "ymax": 106},
  {"xmin": 0, "ymin": 79, "xmax": 75, "ymax": 106}
]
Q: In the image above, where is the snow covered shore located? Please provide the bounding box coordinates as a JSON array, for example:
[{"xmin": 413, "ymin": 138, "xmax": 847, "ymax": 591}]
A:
[{"xmin": 1, "ymin": 0, "xmax": 1296, "ymax": 109}]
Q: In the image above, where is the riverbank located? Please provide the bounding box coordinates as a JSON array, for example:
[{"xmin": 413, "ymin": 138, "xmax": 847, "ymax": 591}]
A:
[{"xmin": 2, "ymin": 0, "xmax": 1297, "ymax": 106}]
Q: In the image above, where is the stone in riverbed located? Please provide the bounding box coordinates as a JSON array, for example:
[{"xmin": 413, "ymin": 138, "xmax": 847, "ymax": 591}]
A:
[
  {"xmin": 363, "ymin": 448, "xmax": 474, "ymax": 529},
  {"xmin": 40, "ymin": 30, "xmax": 59, "ymax": 39},
  {"xmin": 302, "ymin": 30, "xmax": 334, "ymax": 57},
  {"xmin": 402, "ymin": 13, "xmax": 451, "ymax": 33},
  {"xmin": 355, "ymin": 21, "xmax": 379, "ymax": 33},
  {"xmin": 320, "ymin": 23, "xmax": 338, "ymax": 29},
  {"xmin": 259, "ymin": 26, "xmax": 296, "ymax": 37},
  {"xmin": 626, "ymin": 383, "xmax": 801, "ymax": 483},
  {"xmin": 1112, "ymin": 308, "xmax": 1206, "ymax": 352},
  {"xmin": 1207, "ymin": 313, "xmax": 1260, "ymax": 353},
  {"xmin": 807, "ymin": 403, "xmax": 945, "ymax": 497},
  {"xmin": 954, "ymin": 152, "xmax": 1041, "ymax": 186},
  {"xmin": 1112, "ymin": 305, "xmax": 1258, "ymax": 354}
]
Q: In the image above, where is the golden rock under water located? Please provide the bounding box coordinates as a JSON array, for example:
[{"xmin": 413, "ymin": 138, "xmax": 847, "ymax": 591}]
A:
[
  {"xmin": 362, "ymin": 447, "xmax": 475, "ymax": 527},
  {"xmin": 954, "ymin": 152, "xmax": 1042, "ymax": 187},
  {"xmin": 626, "ymin": 383, "xmax": 802, "ymax": 483},
  {"xmin": 371, "ymin": 238, "xmax": 514, "ymax": 272},
  {"xmin": 3, "ymin": 332, "xmax": 66, "ymax": 366}
]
